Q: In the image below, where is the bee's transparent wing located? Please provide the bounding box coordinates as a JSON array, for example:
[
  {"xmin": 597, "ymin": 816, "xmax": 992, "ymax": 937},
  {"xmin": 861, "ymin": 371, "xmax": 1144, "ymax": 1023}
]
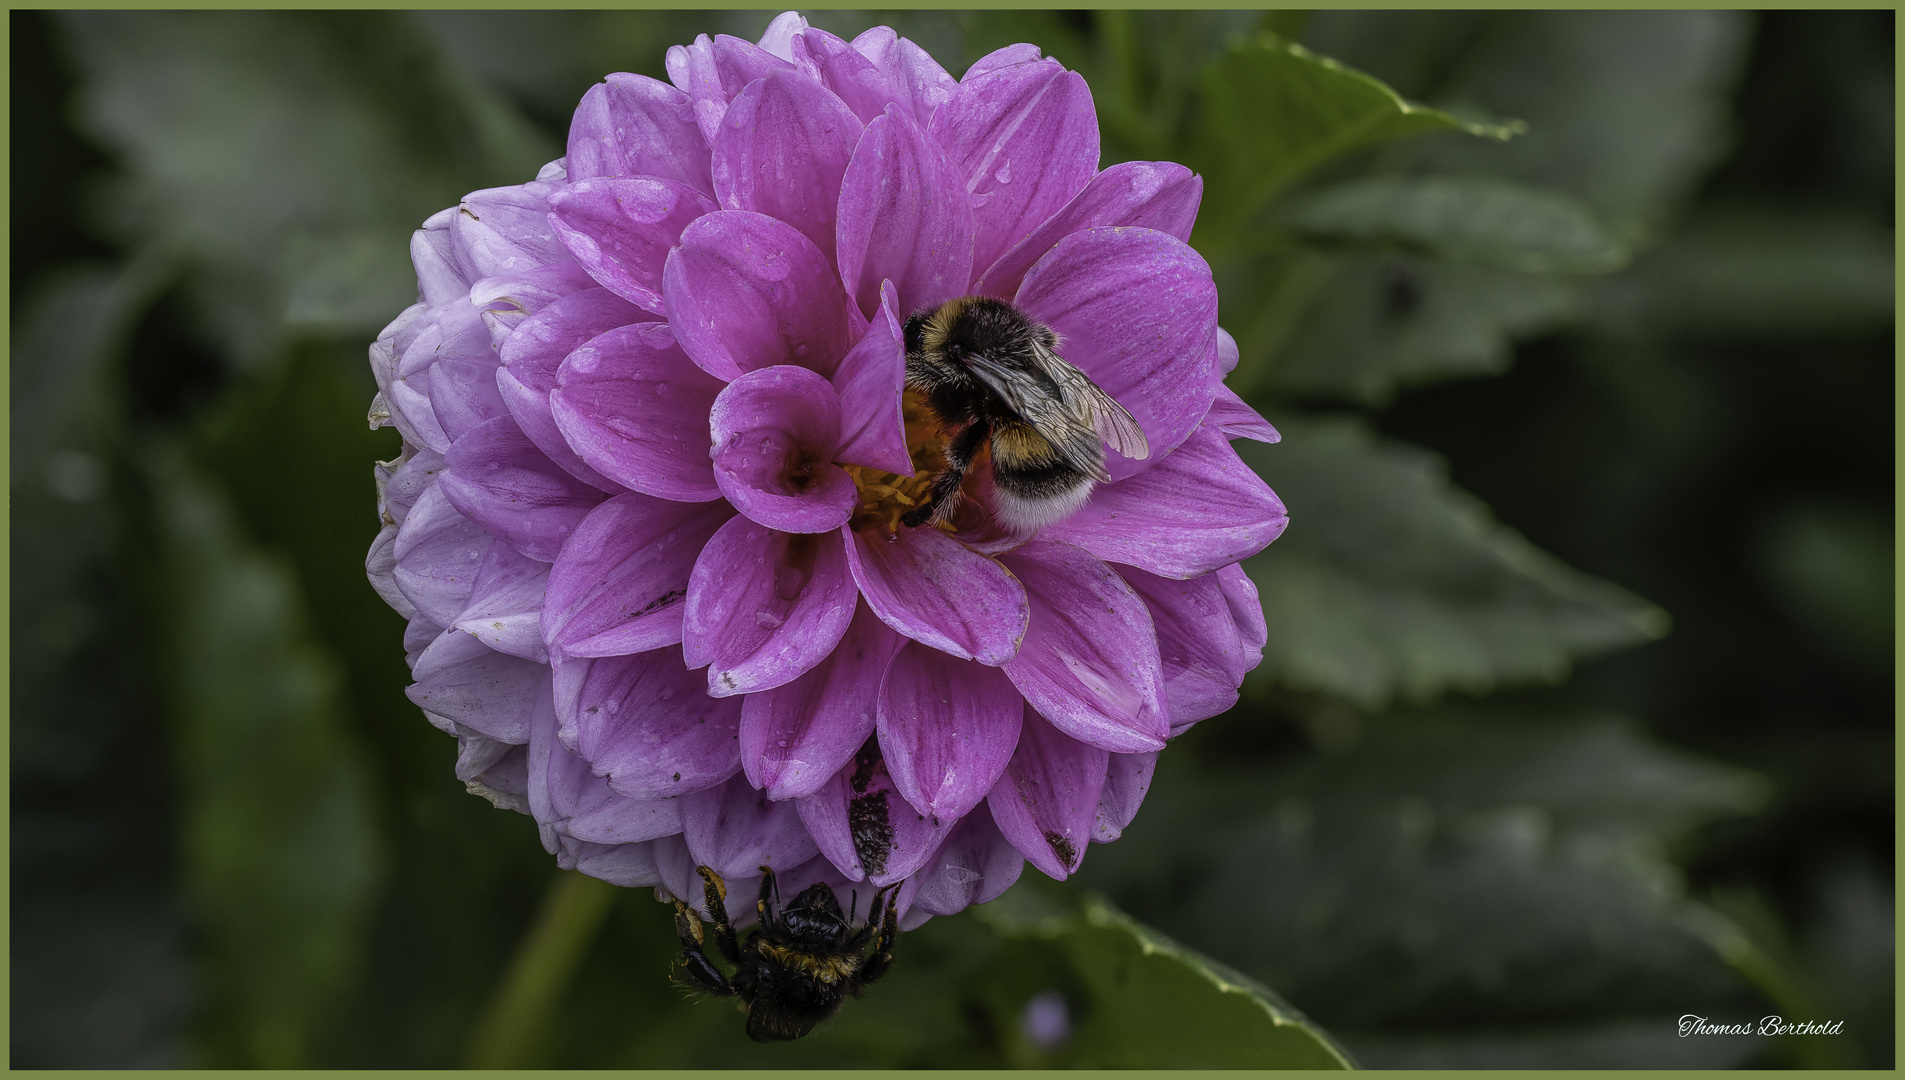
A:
[{"xmin": 967, "ymin": 345, "xmax": 1146, "ymax": 480}]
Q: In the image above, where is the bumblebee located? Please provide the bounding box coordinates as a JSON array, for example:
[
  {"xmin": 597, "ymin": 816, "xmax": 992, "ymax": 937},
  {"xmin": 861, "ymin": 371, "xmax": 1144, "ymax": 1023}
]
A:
[
  {"xmin": 901, "ymin": 296, "xmax": 1149, "ymax": 533},
  {"xmin": 673, "ymin": 865, "xmax": 899, "ymax": 1042}
]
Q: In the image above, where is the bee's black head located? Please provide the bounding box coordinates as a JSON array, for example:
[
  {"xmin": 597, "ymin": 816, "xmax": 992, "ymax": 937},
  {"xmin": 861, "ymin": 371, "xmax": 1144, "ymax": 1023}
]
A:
[{"xmin": 775, "ymin": 882, "xmax": 851, "ymax": 945}]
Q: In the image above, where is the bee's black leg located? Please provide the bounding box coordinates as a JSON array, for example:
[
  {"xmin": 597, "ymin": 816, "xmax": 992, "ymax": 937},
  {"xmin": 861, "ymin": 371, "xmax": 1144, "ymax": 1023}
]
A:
[
  {"xmin": 674, "ymin": 900, "xmax": 735, "ymax": 997},
  {"xmin": 695, "ymin": 865, "xmax": 743, "ymax": 966},
  {"xmin": 902, "ymin": 422, "xmax": 988, "ymax": 527},
  {"xmin": 755, "ymin": 865, "xmax": 778, "ymax": 927},
  {"xmin": 850, "ymin": 886, "xmax": 902, "ymax": 993}
]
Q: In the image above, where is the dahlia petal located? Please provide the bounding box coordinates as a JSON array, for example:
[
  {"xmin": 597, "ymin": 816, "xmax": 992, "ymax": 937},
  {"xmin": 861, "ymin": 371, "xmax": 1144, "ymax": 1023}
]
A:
[
  {"xmin": 664, "ymin": 211, "xmax": 860, "ymax": 381},
  {"xmin": 975, "ymin": 160, "xmax": 1202, "ymax": 299},
  {"xmin": 451, "ymin": 182, "xmax": 569, "ymax": 279},
  {"xmin": 1206, "ymin": 382, "xmax": 1281, "ymax": 443},
  {"xmin": 708, "ymin": 366, "xmax": 858, "ymax": 533},
  {"xmin": 836, "ymin": 107, "xmax": 974, "ymax": 319},
  {"xmin": 682, "ymin": 773, "xmax": 821, "ymax": 879},
  {"xmin": 852, "ymin": 29, "xmax": 958, "ymax": 126},
  {"xmin": 566, "ymin": 73, "xmax": 713, "ymax": 195},
  {"xmin": 499, "ymin": 286, "xmax": 651, "ymax": 394},
  {"xmin": 1092, "ymin": 750, "xmax": 1158, "ymax": 843},
  {"xmin": 987, "ymin": 707, "xmax": 1110, "ymax": 879},
  {"xmin": 408, "ymin": 629, "xmax": 547, "ymax": 744},
  {"xmin": 429, "ymin": 344, "xmax": 509, "ymax": 445},
  {"xmin": 739, "ymin": 600, "xmax": 904, "ymax": 800},
  {"xmin": 1118, "ymin": 564, "xmax": 1246, "ymax": 729},
  {"xmin": 532, "ymin": 692, "xmax": 686, "ymax": 845},
  {"xmin": 411, "ymin": 227, "xmax": 467, "ymax": 308},
  {"xmin": 682, "ymin": 518, "xmax": 856, "ymax": 696},
  {"xmin": 552, "ymin": 321, "xmax": 726, "ymax": 502},
  {"xmin": 458, "ymin": 730, "xmax": 518, "ymax": 785},
  {"xmin": 393, "ymin": 483, "xmax": 494, "ymax": 627},
  {"xmin": 711, "ymin": 69, "xmax": 863, "ymax": 265},
  {"xmin": 1216, "ymin": 562, "xmax": 1268, "ymax": 660},
  {"xmin": 963, "ymin": 44, "xmax": 1044, "ymax": 81},
  {"xmin": 563, "ymin": 650, "xmax": 743, "ymax": 799},
  {"xmin": 876, "ymin": 641, "xmax": 1023, "ymax": 820},
  {"xmin": 829, "ymin": 281, "xmax": 914, "ymax": 475},
  {"xmin": 906, "ymin": 804, "xmax": 1024, "ymax": 920},
  {"xmin": 844, "ymin": 523, "xmax": 1028, "ymax": 665},
  {"xmin": 1015, "ymin": 226, "xmax": 1218, "ymax": 479},
  {"xmin": 1216, "ymin": 325, "xmax": 1240, "ymax": 373},
  {"xmin": 792, "ymin": 27, "xmax": 899, "ymax": 125},
  {"xmin": 388, "ymin": 368, "xmax": 451, "ymax": 454},
  {"xmin": 453, "ymin": 540, "xmax": 552, "ymax": 663},
  {"xmin": 383, "ymin": 448, "xmax": 446, "ymax": 526},
  {"xmin": 471, "ymin": 262, "xmax": 602, "ymax": 350},
  {"xmin": 404, "ymin": 613, "xmax": 444, "ymax": 670},
  {"xmin": 998, "ymin": 541, "xmax": 1168, "ymax": 753},
  {"xmin": 496, "ymin": 368, "xmax": 622, "ymax": 493},
  {"xmin": 440, "ymin": 415, "xmax": 607, "ymax": 563},
  {"xmin": 755, "ymin": 11, "xmax": 809, "ymax": 61},
  {"xmin": 1040, "ymin": 422, "xmax": 1288, "ymax": 580},
  {"xmin": 542, "ymin": 493, "xmax": 733, "ymax": 659},
  {"xmin": 796, "ymin": 749, "xmax": 953, "ymax": 886},
  {"xmin": 931, "ymin": 61, "xmax": 1099, "ymax": 280},
  {"xmin": 564, "ymin": 839, "xmax": 663, "ymax": 888},
  {"xmin": 550, "ymin": 177, "xmax": 720, "ymax": 313},
  {"xmin": 367, "ymin": 524, "xmax": 413, "ymax": 619}
]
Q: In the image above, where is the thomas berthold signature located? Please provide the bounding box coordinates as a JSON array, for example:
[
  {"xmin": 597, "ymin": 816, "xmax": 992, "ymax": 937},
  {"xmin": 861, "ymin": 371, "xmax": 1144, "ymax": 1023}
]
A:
[{"xmin": 1679, "ymin": 1015, "xmax": 1847, "ymax": 1037}]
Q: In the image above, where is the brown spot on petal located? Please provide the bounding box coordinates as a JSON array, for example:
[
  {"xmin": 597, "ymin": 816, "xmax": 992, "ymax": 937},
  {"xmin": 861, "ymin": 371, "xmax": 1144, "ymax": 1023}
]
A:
[
  {"xmin": 849, "ymin": 790, "xmax": 893, "ymax": 877},
  {"xmin": 1043, "ymin": 830, "xmax": 1077, "ymax": 870}
]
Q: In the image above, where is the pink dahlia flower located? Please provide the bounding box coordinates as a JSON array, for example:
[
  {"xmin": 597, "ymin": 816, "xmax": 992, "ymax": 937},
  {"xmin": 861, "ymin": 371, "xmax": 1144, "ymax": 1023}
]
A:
[{"xmin": 366, "ymin": 12, "xmax": 1286, "ymax": 930}]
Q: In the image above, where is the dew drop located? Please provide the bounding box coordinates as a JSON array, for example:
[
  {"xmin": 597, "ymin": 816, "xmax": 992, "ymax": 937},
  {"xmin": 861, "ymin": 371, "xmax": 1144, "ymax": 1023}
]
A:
[
  {"xmin": 994, "ymin": 159, "xmax": 1012, "ymax": 184},
  {"xmin": 659, "ymin": 686, "xmax": 676, "ymax": 701},
  {"xmin": 756, "ymin": 609, "xmax": 786, "ymax": 629}
]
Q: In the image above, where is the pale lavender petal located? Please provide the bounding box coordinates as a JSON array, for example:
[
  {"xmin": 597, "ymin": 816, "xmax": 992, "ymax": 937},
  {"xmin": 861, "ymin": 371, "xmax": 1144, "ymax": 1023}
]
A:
[
  {"xmin": 931, "ymin": 61, "xmax": 1099, "ymax": 280},
  {"xmin": 876, "ymin": 640, "xmax": 1023, "ymax": 820},
  {"xmin": 1216, "ymin": 325, "xmax": 1239, "ymax": 373},
  {"xmin": 711, "ymin": 70, "xmax": 863, "ymax": 265},
  {"xmin": 998, "ymin": 541, "xmax": 1168, "ymax": 753},
  {"xmin": 1216, "ymin": 562, "xmax": 1267, "ymax": 661},
  {"xmin": 664, "ymin": 211, "xmax": 860, "ymax": 381},
  {"xmin": 543, "ymin": 493, "xmax": 734, "ymax": 659},
  {"xmin": 496, "ymin": 368, "xmax": 623, "ymax": 493},
  {"xmin": 852, "ymin": 28, "xmax": 957, "ymax": 126},
  {"xmin": 963, "ymin": 44, "xmax": 1043, "ymax": 80},
  {"xmin": 987, "ymin": 707, "xmax": 1109, "ymax": 879},
  {"xmin": 550, "ymin": 177, "xmax": 720, "ymax": 313},
  {"xmin": 1118, "ymin": 564, "xmax": 1247, "ymax": 729},
  {"xmin": 565, "ymin": 839, "xmax": 664, "ymax": 887},
  {"xmin": 439, "ymin": 415, "xmax": 608, "ymax": 563},
  {"xmin": 404, "ymin": 612, "xmax": 444, "ymax": 670},
  {"xmin": 499, "ymin": 286, "xmax": 651, "ymax": 394},
  {"xmin": 905, "ymin": 804, "xmax": 1024, "ymax": 921},
  {"xmin": 974, "ymin": 160, "xmax": 1202, "ymax": 299},
  {"xmin": 452, "ymin": 182, "xmax": 570, "ymax": 279},
  {"xmin": 1206, "ymin": 382, "xmax": 1281, "ymax": 443},
  {"xmin": 1092, "ymin": 751, "xmax": 1157, "ymax": 843},
  {"xmin": 384, "ymin": 448, "xmax": 446, "ymax": 526},
  {"xmin": 534, "ymin": 693, "xmax": 686, "ymax": 845},
  {"xmin": 708, "ymin": 366, "xmax": 857, "ymax": 533},
  {"xmin": 740, "ymin": 600, "xmax": 904, "ymax": 800},
  {"xmin": 829, "ymin": 281, "xmax": 914, "ymax": 474},
  {"xmin": 563, "ymin": 649, "xmax": 744, "ymax": 799},
  {"xmin": 453, "ymin": 540, "xmax": 552, "ymax": 662},
  {"xmin": 1041, "ymin": 422, "xmax": 1288, "ymax": 580},
  {"xmin": 836, "ymin": 108, "xmax": 973, "ymax": 319},
  {"xmin": 408, "ymin": 629, "xmax": 547, "ymax": 744},
  {"xmin": 426, "ymin": 316, "xmax": 509, "ymax": 443},
  {"xmin": 682, "ymin": 517, "xmax": 855, "ymax": 695},
  {"xmin": 393, "ymin": 483, "xmax": 494, "ymax": 627},
  {"xmin": 792, "ymin": 27, "xmax": 897, "ymax": 125},
  {"xmin": 1015, "ymin": 226, "xmax": 1218, "ymax": 479},
  {"xmin": 552, "ymin": 321, "xmax": 726, "ymax": 502},
  {"xmin": 844, "ymin": 523, "xmax": 1028, "ymax": 665},
  {"xmin": 472, "ymin": 262, "xmax": 601, "ymax": 350},
  {"xmin": 755, "ymin": 11, "xmax": 808, "ymax": 60},
  {"xmin": 411, "ymin": 227, "xmax": 467, "ymax": 308},
  {"xmin": 366, "ymin": 524, "xmax": 411, "ymax": 619},
  {"xmin": 796, "ymin": 746, "xmax": 954, "ymax": 886},
  {"xmin": 566, "ymin": 73, "xmax": 713, "ymax": 194},
  {"xmin": 682, "ymin": 773, "xmax": 821, "ymax": 879}
]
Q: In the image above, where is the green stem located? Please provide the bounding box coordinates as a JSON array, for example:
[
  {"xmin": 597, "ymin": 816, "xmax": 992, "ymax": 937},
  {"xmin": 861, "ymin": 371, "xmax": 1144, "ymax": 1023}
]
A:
[{"xmin": 463, "ymin": 870, "xmax": 617, "ymax": 1069}]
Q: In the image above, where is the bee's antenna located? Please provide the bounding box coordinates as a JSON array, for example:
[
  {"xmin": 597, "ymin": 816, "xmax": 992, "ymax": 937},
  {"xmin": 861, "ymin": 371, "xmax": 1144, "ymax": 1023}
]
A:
[{"xmin": 850, "ymin": 888, "xmax": 859, "ymax": 923}]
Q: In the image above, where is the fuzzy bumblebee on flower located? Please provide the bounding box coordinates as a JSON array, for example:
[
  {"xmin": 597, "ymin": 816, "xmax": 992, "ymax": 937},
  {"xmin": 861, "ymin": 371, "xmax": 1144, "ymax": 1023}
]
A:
[{"xmin": 366, "ymin": 11, "xmax": 1285, "ymax": 1041}]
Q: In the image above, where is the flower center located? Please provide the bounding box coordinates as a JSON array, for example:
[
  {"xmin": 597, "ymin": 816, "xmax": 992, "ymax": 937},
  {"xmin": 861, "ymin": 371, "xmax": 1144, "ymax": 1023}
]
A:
[{"xmin": 845, "ymin": 391, "xmax": 960, "ymax": 535}]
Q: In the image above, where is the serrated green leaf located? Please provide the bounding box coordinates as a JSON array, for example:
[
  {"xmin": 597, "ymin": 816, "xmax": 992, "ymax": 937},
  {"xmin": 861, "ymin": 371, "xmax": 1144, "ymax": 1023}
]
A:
[
  {"xmin": 1237, "ymin": 418, "xmax": 1667, "ymax": 709},
  {"xmin": 1190, "ymin": 33, "xmax": 1518, "ymax": 255},
  {"xmin": 1280, "ymin": 175, "xmax": 1630, "ymax": 275}
]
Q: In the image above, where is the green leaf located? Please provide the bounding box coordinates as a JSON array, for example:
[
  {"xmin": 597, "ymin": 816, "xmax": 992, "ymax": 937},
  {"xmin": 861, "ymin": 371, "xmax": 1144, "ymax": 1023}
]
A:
[
  {"xmin": 1237, "ymin": 417, "xmax": 1667, "ymax": 709},
  {"xmin": 152, "ymin": 454, "xmax": 386, "ymax": 1067},
  {"xmin": 1279, "ymin": 175, "xmax": 1629, "ymax": 275},
  {"xmin": 1189, "ymin": 32, "xmax": 1519, "ymax": 255}
]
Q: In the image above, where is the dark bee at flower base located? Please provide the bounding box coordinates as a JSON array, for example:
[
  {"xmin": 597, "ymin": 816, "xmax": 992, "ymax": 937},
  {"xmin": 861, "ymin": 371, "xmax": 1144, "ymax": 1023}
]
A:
[{"xmin": 673, "ymin": 865, "xmax": 900, "ymax": 1042}]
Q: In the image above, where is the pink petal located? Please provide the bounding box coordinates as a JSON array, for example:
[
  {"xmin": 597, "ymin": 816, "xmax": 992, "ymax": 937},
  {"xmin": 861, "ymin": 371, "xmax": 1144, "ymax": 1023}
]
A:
[
  {"xmin": 930, "ymin": 60, "xmax": 1099, "ymax": 283},
  {"xmin": 471, "ymin": 262, "xmax": 601, "ymax": 350},
  {"xmin": 754, "ymin": 11, "xmax": 809, "ymax": 61},
  {"xmin": 876, "ymin": 640, "xmax": 1023, "ymax": 820},
  {"xmin": 1092, "ymin": 750, "xmax": 1158, "ymax": 843},
  {"xmin": 792, "ymin": 26, "xmax": 899, "ymax": 125},
  {"xmin": 666, "ymin": 33, "xmax": 798, "ymax": 146},
  {"xmin": 549, "ymin": 177, "xmax": 719, "ymax": 313},
  {"xmin": 986, "ymin": 707, "xmax": 1110, "ymax": 879},
  {"xmin": 451, "ymin": 182, "xmax": 570, "ymax": 279},
  {"xmin": 975, "ymin": 160, "xmax": 1202, "ymax": 299},
  {"xmin": 1205, "ymin": 382, "xmax": 1280, "ymax": 443},
  {"xmin": 1216, "ymin": 325, "xmax": 1240, "ymax": 373},
  {"xmin": 852, "ymin": 29, "xmax": 958, "ymax": 126},
  {"xmin": 844, "ymin": 523, "xmax": 1028, "ymax": 665},
  {"xmin": 426, "ymin": 316, "xmax": 508, "ymax": 443},
  {"xmin": 1119, "ymin": 565, "xmax": 1248, "ymax": 730},
  {"xmin": 499, "ymin": 286, "xmax": 651, "ymax": 394},
  {"xmin": 561, "ymin": 650, "xmax": 744, "ymax": 800},
  {"xmin": 393, "ymin": 483, "xmax": 494, "ymax": 627},
  {"xmin": 740, "ymin": 600, "xmax": 905, "ymax": 800},
  {"xmin": 566, "ymin": 73, "xmax": 713, "ymax": 195},
  {"xmin": 904, "ymin": 804, "xmax": 1024, "ymax": 920},
  {"xmin": 796, "ymin": 744, "xmax": 954, "ymax": 886},
  {"xmin": 708, "ymin": 365, "xmax": 858, "ymax": 533},
  {"xmin": 998, "ymin": 541, "xmax": 1168, "ymax": 754},
  {"xmin": 829, "ymin": 280, "xmax": 914, "ymax": 475},
  {"xmin": 496, "ymin": 368, "xmax": 622, "ymax": 493},
  {"xmin": 963, "ymin": 44, "xmax": 1044, "ymax": 81},
  {"xmin": 407, "ymin": 629, "xmax": 547, "ymax": 745},
  {"xmin": 1041, "ymin": 422, "xmax": 1288, "ymax": 580},
  {"xmin": 836, "ymin": 107, "xmax": 974, "ymax": 320},
  {"xmin": 681, "ymin": 773, "xmax": 821, "ymax": 879},
  {"xmin": 530, "ymin": 686, "xmax": 683, "ymax": 844},
  {"xmin": 664, "ymin": 210, "xmax": 860, "ymax": 381},
  {"xmin": 542, "ymin": 492, "xmax": 734, "ymax": 659},
  {"xmin": 1015, "ymin": 226, "xmax": 1218, "ymax": 480},
  {"xmin": 552, "ymin": 321, "xmax": 726, "ymax": 502},
  {"xmin": 1216, "ymin": 562, "xmax": 1268, "ymax": 660},
  {"xmin": 710, "ymin": 69, "xmax": 862, "ymax": 265},
  {"xmin": 452, "ymin": 540, "xmax": 551, "ymax": 663},
  {"xmin": 439, "ymin": 415, "xmax": 608, "ymax": 563},
  {"xmin": 682, "ymin": 517, "xmax": 856, "ymax": 696}
]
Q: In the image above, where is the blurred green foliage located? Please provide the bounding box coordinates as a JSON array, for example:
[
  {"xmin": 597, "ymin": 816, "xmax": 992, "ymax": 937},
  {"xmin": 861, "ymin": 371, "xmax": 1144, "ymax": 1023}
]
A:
[{"xmin": 11, "ymin": 8, "xmax": 1892, "ymax": 1070}]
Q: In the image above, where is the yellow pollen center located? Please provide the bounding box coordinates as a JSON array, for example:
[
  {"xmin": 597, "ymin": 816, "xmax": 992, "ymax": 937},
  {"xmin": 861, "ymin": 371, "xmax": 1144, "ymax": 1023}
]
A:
[{"xmin": 846, "ymin": 391, "xmax": 961, "ymax": 535}]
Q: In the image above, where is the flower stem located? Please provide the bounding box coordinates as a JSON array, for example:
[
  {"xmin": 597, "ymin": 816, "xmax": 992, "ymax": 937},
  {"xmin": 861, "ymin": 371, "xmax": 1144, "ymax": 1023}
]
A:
[{"xmin": 463, "ymin": 870, "xmax": 617, "ymax": 1068}]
